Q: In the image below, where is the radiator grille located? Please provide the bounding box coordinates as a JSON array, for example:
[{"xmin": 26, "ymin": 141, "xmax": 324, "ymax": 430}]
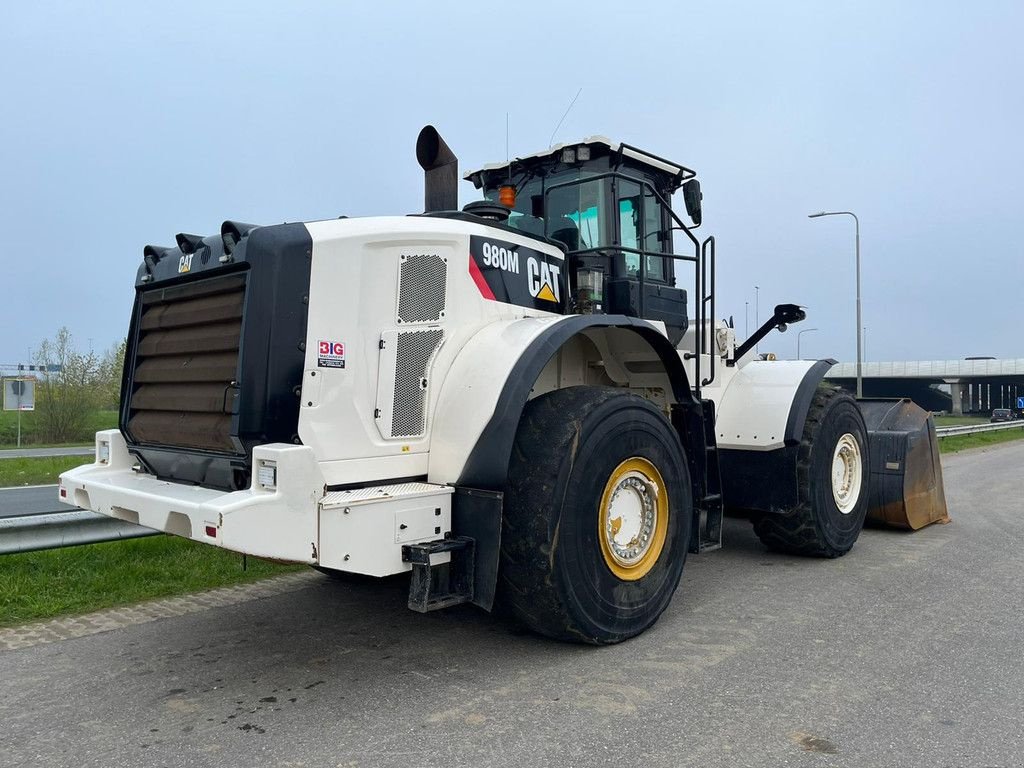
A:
[
  {"xmin": 391, "ymin": 328, "xmax": 444, "ymax": 438},
  {"xmin": 127, "ymin": 273, "xmax": 246, "ymax": 453},
  {"xmin": 396, "ymin": 253, "xmax": 447, "ymax": 324}
]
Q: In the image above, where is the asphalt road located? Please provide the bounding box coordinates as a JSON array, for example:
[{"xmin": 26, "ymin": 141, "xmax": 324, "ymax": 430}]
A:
[
  {"xmin": 0, "ymin": 485, "xmax": 70, "ymax": 519},
  {"xmin": 1, "ymin": 443, "xmax": 1022, "ymax": 768}
]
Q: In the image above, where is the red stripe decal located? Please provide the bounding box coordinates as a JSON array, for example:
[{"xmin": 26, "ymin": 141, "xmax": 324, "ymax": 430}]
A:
[{"xmin": 468, "ymin": 252, "xmax": 496, "ymax": 300}]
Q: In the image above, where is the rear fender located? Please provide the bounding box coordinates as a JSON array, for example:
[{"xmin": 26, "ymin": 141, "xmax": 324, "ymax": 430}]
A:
[
  {"xmin": 428, "ymin": 315, "xmax": 696, "ymax": 488},
  {"xmin": 430, "ymin": 314, "xmax": 698, "ymax": 611}
]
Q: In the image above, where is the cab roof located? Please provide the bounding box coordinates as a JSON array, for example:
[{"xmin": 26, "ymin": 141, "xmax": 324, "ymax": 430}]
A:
[{"xmin": 464, "ymin": 136, "xmax": 696, "ymax": 192}]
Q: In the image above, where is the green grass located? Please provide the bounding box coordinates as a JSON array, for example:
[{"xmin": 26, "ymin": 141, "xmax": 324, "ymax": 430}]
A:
[
  {"xmin": 0, "ymin": 456, "xmax": 91, "ymax": 487},
  {"xmin": 0, "ymin": 535, "xmax": 303, "ymax": 627},
  {"xmin": 0, "ymin": 409, "xmax": 117, "ymax": 449},
  {"xmin": 938, "ymin": 424, "xmax": 1024, "ymax": 453},
  {"xmin": 933, "ymin": 415, "xmax": 989, "ymax": 427}
]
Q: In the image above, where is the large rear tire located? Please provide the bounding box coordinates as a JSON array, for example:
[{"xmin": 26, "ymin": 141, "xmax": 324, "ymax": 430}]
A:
[
  {"xmin": 498, "ymin": 387, "xmax": 693, "ymax": 644},
  {"xmin": 754, "ymin": 385, "xmax": 869, "ymax": 557}
]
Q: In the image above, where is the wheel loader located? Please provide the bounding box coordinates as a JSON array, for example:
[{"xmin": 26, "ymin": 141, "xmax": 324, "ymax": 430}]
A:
[{"xmin": 58, "ymin": 126, "xmax": 948, "ymax": 644}]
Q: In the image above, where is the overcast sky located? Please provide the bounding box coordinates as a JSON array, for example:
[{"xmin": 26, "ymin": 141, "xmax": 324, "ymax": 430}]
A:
[{"xmin": 1, "ymin": 1, "xmax": 1021, "ymax": 367}]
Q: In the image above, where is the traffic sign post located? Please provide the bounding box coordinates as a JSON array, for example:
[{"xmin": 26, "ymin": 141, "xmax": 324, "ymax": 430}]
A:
[
  {"xmin": 3, "ymin": 377, "xmax": 36, "ymax": 448},
  {"xmin": 1017, "ymin": 396, "xmax": 1024, "ymax": 411}
]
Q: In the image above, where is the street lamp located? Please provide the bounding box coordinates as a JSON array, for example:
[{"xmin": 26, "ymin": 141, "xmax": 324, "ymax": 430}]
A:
[
  {"xmin": 797, "ymin": 328, "xmax": 819, "ymax": 360},
  {"xmin": 754, "ymin": 285, "xmax": 760, "ymax": 354},
  {"xmin": 809, "ymin": 210, "xmax": 862, "ymax": 398}
]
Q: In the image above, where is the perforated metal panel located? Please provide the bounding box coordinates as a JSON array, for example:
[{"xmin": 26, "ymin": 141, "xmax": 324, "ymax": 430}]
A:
[
  {"xmin": 374, "ymin": 328, "xmax": 445, "ymax": 439},
  {"xmin": 396, "ymin": 253, "xmax": 447, "ymax": 324}
]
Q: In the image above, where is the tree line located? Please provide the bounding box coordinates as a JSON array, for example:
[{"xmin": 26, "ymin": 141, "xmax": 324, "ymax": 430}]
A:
[{"xmin": 26, "ymin": 328, "xmax": 125, "ymax": 444}]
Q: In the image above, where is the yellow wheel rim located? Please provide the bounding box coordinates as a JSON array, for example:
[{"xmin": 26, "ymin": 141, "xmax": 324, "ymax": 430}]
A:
[{"xmin": 598, "ymin": 457, "xmax": 669, "ymax": 581}]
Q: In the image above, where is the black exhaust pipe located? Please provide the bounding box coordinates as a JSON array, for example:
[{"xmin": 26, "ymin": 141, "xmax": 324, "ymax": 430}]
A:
[
  {"xmin": 416, "ymin": 125, "xmax": 458, "ymax": 213},
  {"xmin": 220, "ymin": 221, "xmax": 260, "ymax": 256}
]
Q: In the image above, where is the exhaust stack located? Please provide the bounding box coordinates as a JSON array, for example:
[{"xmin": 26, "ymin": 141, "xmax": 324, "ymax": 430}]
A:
[{"xmin": 416, "ymin": 125, "xmax": 458, "ymax": 212}]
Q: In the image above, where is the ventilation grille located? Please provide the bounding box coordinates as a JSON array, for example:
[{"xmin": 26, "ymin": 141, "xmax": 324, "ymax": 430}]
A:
[
  {"xmin": 126, "ymin": 273, "xmax": 245, "ymax": 453},
  {"xmin": 397, "ymin": 253, "xmax": 447, "ymax": 324},
  {"xmin": 391, "ymin": 329, "xmax": 444, "ymax": 438}
]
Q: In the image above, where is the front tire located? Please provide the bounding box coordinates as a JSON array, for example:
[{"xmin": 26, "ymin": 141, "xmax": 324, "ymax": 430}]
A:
[
  {"xmin": 498, "ymin": 387, "xmax": 693, "ymax": 644},
  {"xmin": 754, "ymin": 385, "xmax": 869, "ymax": 557}
]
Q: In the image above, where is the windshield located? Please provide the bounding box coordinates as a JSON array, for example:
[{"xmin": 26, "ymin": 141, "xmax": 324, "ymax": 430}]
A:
[{"xmin": 483, "ymin": 170, "xmax": 671, "ymax": 283}]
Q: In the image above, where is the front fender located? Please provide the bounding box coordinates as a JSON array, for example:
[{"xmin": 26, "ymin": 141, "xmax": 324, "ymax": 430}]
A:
[
  {"xmin": 715, "ymin": 359, "xmax": 835, "ymax": 451},
  {"xmin": 716, "ymin": 359, "xmax": 835, "ymax": 514}
]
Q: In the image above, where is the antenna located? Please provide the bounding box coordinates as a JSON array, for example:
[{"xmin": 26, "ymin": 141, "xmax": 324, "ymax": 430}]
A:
[
  {"xmin": 506, "ymin": 112, "xmax": 509, "ymax": 163},
  {"xmin": 548, "ymin": 87, "xmax": 583, "ymax": 147}
]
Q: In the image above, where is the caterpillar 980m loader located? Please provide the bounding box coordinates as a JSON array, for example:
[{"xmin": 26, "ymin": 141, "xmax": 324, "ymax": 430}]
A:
[{"xmin": 59, "ymin": 126, "xmax": 948, "ymax": 644}]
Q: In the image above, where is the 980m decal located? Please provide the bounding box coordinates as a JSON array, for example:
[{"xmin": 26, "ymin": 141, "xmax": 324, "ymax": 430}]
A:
[{"xmin": 468, "ymin": 235, "xmax": 565, "ymax": 312}]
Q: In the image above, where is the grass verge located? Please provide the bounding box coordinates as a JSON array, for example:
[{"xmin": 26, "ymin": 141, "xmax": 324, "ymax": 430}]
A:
[
  {"xmin": 0, "ymin": 456, "xmax": 91, "ymax": 487},
  {"xmin": 938, "ymin": 426, "xmax": 1024, "ymax": 454},
  {"xmin": 0, "ymin": 535, "xmax": 304, "ymax": 627},
  {"xmin": 0, "ymin": 409, "xmax": 118, "ymax": 449}
]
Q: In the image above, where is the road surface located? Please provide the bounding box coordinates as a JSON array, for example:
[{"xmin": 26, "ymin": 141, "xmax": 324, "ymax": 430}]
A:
[
  {"xmin": 0, "ymin": 485, "xmax": 69, "ymax": 519},
  {"xmin": 1, "ymin": 443, "xmax": 1021, "ymax": 768}
]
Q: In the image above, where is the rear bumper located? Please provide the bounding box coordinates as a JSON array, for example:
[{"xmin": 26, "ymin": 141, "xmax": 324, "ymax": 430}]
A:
[{"xmin": 58, "ymin": 430, "xmax": 325, "ymax": 563}]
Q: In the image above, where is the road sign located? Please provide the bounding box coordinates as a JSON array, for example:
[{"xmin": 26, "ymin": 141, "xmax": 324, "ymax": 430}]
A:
[
  {"xmin": 3, "ymin": 378, "xmax": 35, "ymax": 411},
  {"xmin": 1017, "ymin": 396, "xmax": 1024, "ymax": 410}
]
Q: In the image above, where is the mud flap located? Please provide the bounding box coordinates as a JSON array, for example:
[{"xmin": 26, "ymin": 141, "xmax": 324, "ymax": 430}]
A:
[{"xmin": 858, "ymin": 399, "xmax": 950, "ymax": 530}]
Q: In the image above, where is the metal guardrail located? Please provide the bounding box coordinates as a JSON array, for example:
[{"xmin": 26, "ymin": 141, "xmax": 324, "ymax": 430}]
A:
[
  {"xmin": 935, "ymin": 421, "xmax": 1024, "ymax": 437},
  {"xmin": 0, "ymin": 509, "xmax": 159, "ymax": 555}
]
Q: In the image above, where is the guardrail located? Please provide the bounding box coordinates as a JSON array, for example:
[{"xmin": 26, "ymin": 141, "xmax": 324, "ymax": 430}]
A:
[
  {"xmin": 0, "ymin": 510, "xmax": 159, "ymax": 555},
  {"xmin": 935, "ymin": 421, "xmax": 1024, "ymax": 437}
]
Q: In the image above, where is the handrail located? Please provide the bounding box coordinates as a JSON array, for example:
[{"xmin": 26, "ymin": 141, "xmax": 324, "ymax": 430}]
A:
[{"xmin": 542, "ymin": 171, "xmax": 707, "ymax": 398}]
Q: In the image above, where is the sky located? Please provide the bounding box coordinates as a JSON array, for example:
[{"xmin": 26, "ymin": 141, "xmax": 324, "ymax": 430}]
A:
[{"xmin": 1, "ymin": 0, "xmax": 1021, "ymax": 367}]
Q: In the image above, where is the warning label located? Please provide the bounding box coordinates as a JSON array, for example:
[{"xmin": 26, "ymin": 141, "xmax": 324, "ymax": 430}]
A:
[{"xmin": 317, "ymin": 340, "xmax": 346, "ymax": 369}]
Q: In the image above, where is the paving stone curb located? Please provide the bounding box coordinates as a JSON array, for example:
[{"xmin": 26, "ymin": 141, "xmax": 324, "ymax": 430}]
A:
[{"xmin": 0, "ymin": 570, "xmax": 322, "ymax": 651}]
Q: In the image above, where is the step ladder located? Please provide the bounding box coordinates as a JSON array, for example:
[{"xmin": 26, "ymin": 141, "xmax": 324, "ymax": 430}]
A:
[
  {"xmin": 674, "ymin": 398, "xmax": 724, "ymax": 553},
  {"xmin": 402, "ymin": 536, "xmax": 475, "ymax": 612}
]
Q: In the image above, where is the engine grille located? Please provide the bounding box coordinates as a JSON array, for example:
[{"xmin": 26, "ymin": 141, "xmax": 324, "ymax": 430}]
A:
[
  {"xmin": 126, "ymin": 273, "xmax": 246, "ymax": 453},
  {"xmin": 396, "ymin": 253, "xmax": 447, "ymax": 324},
  {"xmin": 392, "ymin": 328, "xmax": 444, "ymax": 438}
]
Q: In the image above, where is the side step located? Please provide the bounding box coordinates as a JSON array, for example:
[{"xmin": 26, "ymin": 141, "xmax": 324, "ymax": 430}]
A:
[
  {"xmin": 673, "ymin": 399, "xmax": 724, "ymax": 553},
  {"xmin": 402, "ymin": 536, "xmax": 475, "ymax": 612}
]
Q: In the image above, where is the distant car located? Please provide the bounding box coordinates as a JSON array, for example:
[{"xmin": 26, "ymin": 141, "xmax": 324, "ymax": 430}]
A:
[{"xmin": 990, "ymin": 408, "xmax": 1014, "ymax": 422}]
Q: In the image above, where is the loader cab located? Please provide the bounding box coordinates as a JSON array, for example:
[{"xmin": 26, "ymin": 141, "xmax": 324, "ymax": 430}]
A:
[{"xmin": 465, "ymin": 138, "xmax": 704, "ymax": 340}]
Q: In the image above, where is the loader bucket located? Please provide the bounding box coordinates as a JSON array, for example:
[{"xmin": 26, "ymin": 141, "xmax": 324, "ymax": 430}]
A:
[{"xmin": 858, "ymin": 399, "xmax": 950, "ymax": 530}]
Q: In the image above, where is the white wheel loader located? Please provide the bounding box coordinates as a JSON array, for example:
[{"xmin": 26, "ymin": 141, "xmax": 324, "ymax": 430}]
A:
[{"xmin": 59, "ymin": 126, "xmax": 948, "ymax": 644}]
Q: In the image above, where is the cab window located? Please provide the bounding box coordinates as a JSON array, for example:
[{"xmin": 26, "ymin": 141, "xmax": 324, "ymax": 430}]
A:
[{"xmin": 618, "ymin": 180, "xmax": 666, "ymax": 282}]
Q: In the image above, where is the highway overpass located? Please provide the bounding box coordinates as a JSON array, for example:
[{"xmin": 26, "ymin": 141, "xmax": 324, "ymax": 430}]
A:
[{"xmin": 826, "ymin": 358, "xmax": 1024, "ymax": 414}]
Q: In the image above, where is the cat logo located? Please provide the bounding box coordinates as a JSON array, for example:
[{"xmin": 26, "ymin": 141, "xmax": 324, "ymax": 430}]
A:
[
  {"xmin": 178, "ymin": 254, "xmax": 193, "ymax": 274},
  {"xmin": 527, "ymin": 256, "xmax": 561, "ymax": 303}
]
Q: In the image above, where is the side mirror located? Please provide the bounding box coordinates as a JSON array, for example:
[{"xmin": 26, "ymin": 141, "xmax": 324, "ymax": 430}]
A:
[{"xmin": 682, "ymin": 179, "xmax": 702, "ymax": 227}]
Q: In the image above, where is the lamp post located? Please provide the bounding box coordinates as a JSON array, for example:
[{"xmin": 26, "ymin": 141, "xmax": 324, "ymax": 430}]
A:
[
  {"xmin": 797, "ymin": 327, "xmax": 819, "ymax": 360},
  {"xmin": 809, "ymin": 211, "xmax": 862, "ymax": 398},
  {"xmin": 754, "ymin": 285, "xmax": 760, "ymax": 354}
]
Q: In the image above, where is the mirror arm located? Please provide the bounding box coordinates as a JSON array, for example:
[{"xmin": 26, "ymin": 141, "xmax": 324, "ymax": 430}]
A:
[{"xmin": 729, "ymin": 304, "xmax": 806, "ymax": 366}]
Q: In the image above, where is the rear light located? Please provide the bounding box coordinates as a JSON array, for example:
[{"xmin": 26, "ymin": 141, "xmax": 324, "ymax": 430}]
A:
[
  {"xmin": 204, "ymin": 525, "xmax": 218, "ymax": 538},
  {"xmin": 59, "ymin": 487, "xmax": 68, "ymax": 499},
  {"xmin": 97, "ymin": 440, "xmax": 110, "ymax": 464}
]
